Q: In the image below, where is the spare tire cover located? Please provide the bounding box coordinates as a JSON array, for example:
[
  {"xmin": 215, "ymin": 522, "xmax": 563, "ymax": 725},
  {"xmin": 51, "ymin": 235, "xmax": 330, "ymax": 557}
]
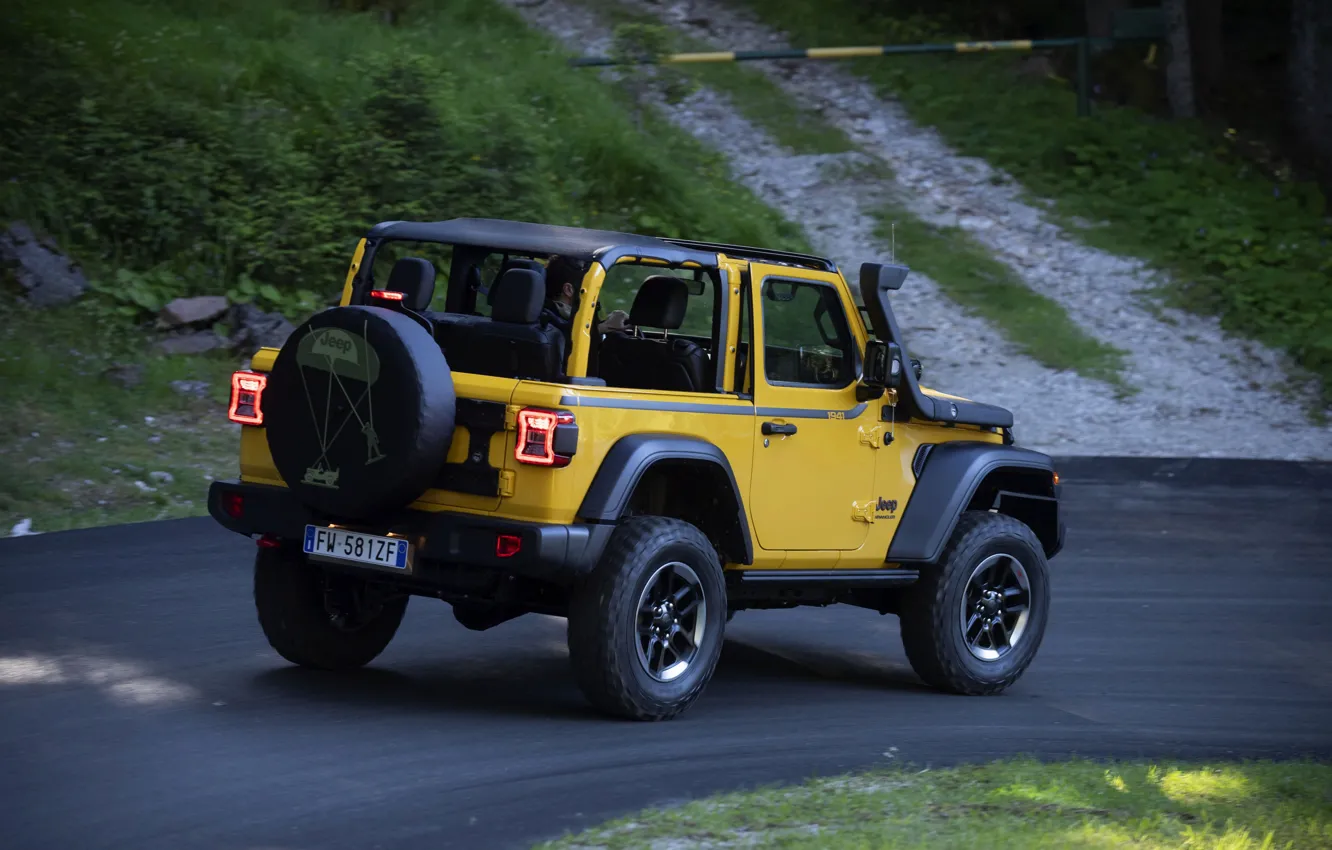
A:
[{"xmin": 264, "ymin": 305, "xmax": 455, "ymax": 520}]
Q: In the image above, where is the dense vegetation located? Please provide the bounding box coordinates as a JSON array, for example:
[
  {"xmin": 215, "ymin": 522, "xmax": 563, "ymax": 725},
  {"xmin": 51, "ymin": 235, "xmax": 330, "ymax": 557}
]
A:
[
  {"xmin": 0, "ymin": 0, "xmax": 801, "ymax": 318},
  {"xmin": 0, "ymin": 0, "xmax": 806, "ymax": 533},
  {"xmin": 723, "ymin": 0, "xmax": 1332, "ymax": 403}
]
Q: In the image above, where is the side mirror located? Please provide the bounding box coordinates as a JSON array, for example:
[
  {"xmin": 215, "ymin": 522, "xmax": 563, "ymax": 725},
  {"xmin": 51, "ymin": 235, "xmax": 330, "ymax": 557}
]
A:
[
  {"xmin": 858, "ymin": 339, "xmax": 900, "ymax": 400},
  {"xmin": 859, "ymin": 262, "xmax": 908, "ymax": 295}
]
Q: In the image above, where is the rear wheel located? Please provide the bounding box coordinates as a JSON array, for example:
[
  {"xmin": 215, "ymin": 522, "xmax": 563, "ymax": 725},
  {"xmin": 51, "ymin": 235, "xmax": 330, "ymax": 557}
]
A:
[
  {"xmin": 899, "ymin": 511, "xmax": 1050, "ymax": 695},
  {"xmin": 567, "ymin": 517, "xmax": 726, "ymax": 720},
  {"xmin": 254, "ymin": 546, "xmax": 408, "ymax": 670}
]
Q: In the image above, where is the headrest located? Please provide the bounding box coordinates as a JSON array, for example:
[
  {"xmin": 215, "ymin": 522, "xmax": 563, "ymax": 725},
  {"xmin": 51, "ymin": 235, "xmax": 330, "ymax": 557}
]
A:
[
  {"xmin": 489, "ymin": 268, "xmax": 544, "ymax": 324},
  {"xmin": 497, "ymin": 257, "xmax": 546, "ymax": 278},
  {"xmin": 488, "ymin": 259, "xmax": 542, "ymax": 307},
  {"xmin": 629, "ymin": 275, "xmax": 689, "ymax": 330},
  {"xmin": 386, "ymin": 257, "xmax": 436, "ymax": 311}
]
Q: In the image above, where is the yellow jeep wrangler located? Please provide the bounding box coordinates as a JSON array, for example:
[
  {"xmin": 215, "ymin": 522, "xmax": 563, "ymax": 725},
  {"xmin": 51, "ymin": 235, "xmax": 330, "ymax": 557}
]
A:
[{"xmin": 209, "ymin": 218, "xmax": 1064, "ymax": 721}]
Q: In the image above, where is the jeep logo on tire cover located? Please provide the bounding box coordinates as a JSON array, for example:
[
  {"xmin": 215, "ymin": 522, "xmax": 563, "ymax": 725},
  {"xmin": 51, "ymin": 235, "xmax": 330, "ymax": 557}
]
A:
[{"xmin": 298, "ymin": 328, "xmax": 380, "ymax": 382}]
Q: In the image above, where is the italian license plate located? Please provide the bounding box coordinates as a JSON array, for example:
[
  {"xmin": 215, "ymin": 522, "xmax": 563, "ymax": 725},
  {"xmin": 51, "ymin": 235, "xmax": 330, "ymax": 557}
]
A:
[{"xmin": 303, "ymin": 525, "xmax": 411, "ymax": 570}]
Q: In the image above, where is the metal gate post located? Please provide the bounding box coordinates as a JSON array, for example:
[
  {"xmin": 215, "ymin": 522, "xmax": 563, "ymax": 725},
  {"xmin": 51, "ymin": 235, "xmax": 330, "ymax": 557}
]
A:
[{"xmin": 1076, "ymin": 37, "xmax": 1091, "ymax": 117}]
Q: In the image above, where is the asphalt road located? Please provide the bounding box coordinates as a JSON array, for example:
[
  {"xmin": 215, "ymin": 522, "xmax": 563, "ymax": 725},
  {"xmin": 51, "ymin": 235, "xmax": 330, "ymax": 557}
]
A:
[{"xmin": 3, "ymin": 461, "xmax": 1330, "ymax": 850}]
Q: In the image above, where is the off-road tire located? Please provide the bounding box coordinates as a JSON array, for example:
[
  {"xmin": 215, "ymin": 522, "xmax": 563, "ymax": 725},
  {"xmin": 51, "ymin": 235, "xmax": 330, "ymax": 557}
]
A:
[
  {"xmin": 254, "ymin": 547, "xmax": 408, "ymax": 670},
  {"xmin": 899, "ymin": 511, "xmax": 1050, "ymax": 695},
  {"xmin": 567, "ymin": 517, "xmax": 727, "ymax": 721}
]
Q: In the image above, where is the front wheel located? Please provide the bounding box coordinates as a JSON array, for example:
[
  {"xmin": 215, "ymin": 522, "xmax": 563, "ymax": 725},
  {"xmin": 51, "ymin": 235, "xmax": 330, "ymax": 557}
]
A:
[
  {"xmin": 254, "ymin": 546, "xmax": 408, "ymax": 670},
  {"xmin": 899, "ymin": 511, "xmax": 1050, "ymax": 695},
  {"xmin": 567, "ymin": 517, "xmax": 727, "ymax": 720}
]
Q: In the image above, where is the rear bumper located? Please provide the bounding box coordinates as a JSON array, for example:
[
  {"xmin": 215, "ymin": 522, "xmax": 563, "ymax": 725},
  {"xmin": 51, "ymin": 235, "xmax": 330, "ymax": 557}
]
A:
[{"xmin": 207, "ymin": 479, "xmax": 609, "ymax": 585}]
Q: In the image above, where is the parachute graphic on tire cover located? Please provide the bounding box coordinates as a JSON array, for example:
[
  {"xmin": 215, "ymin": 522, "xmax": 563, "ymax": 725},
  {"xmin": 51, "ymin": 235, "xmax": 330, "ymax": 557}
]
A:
[
  {"xmin": 293, "ymin": 326, "xmax": 385, "ymax": 489},
  {"xmin": 264, "ymin": 306, "xmax": 456, "ymax": 520}
]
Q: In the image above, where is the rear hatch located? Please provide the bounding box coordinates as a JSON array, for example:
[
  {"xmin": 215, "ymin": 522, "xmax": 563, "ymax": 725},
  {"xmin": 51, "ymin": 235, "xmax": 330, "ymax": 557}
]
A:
[{"xmin": 411, "ymin": 372, "xmax": 519, "ymax": 513}]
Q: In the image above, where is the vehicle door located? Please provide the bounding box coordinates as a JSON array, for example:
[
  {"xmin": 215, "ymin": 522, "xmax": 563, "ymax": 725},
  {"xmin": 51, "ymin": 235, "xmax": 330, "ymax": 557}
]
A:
[{"xmin": 745, "ymin": 264, "xmax": 877, "ymax": 551}]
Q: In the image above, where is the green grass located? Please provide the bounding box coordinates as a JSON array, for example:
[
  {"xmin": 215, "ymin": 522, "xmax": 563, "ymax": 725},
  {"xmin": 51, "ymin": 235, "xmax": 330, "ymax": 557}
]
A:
[
  {"xmin": 874, "ymin": 205, "xmax": 1131, "ymax": 390},
  {"xmin": 567, "ymin": 0, "xmax": 854, "ymax": 155},
  {"xmin": 718, "ymin": 0, "xmax": 1332, "ymax": 405},
  {"xmin": 536, "ymin": 758, "xmax": 1332, "ymax": 849},
  {"xmin": 0, "ymin": 0, "xmax": 804, "ymax": 313},
  {"xmin": 0, "ymin": 297, "xmax": 241, "ymax": 534}
]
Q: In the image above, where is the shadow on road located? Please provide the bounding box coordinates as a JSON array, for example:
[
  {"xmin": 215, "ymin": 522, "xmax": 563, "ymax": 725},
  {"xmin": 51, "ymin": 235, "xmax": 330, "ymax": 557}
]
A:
[
  {"xmin": 250, "ymin": 660, "xmax": 594, "ymax": 720},
  {"xmin": 246, "ymin": 634, "xmax": 933, "ymax": 722},
  {"xmin": 716, "ymin": 639, "xmax": 933, "ymax": 694}
]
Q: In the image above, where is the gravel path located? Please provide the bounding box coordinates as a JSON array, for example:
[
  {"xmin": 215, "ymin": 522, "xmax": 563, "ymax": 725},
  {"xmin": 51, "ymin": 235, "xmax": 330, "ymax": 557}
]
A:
[{"xmin": 501, "ymin": 0, "xmax": 1332, "ymax": 459}]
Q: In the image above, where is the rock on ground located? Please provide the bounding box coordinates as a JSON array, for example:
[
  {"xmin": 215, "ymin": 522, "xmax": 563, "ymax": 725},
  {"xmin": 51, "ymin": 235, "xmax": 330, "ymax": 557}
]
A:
[
  {"xmin": 160, "ymin": 295, "xmax": 229, "ymax": 328},
  {"xmin": 169, "ymin": 379, "xmax": 211, "ymax": 398},
  {"xmin": 0, "ymin": 222, "xmax": 88, "ymax": 307},
  {"xmin": 227, "ymin": 303, "xmax": 294, "ymax": 354},
  {"xmin": 156, "ymin": 331, "xmax": 226, "ymax": 356}
]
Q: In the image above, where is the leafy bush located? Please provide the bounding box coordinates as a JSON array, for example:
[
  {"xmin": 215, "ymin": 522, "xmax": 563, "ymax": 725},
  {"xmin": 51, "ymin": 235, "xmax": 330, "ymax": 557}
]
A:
[
  {"xmin": 722, "ymin": 0, "xmax": 1332, "ymax": 402},
  {"xmin": 0, "ymin": 0, "xmax": 801, "ymax": 320}
]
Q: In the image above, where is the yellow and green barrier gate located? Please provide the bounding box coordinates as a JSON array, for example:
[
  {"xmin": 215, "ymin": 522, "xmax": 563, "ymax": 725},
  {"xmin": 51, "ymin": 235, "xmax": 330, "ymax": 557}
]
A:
[{"xmin": 570, "ymin": 10, "xmax": 1168, "ymax": 119}]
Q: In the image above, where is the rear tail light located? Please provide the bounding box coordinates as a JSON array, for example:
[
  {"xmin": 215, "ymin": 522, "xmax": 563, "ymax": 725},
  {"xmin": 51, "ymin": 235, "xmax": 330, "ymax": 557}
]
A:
[
  {"xmin": 496, "ymin": 534, "xmax": 522, "ymax": 558},
  {"xmin": 515, "ymin": 408, "xmax": 577, "ymax": 467},
  {"xmin": 222, "ymin": 492, "xmax": 244, "ymax": 519},
  {"xmin": 228, "ymin": 371, "xmax": 267, "ymax": 426},
  {"xmin": 369, "ymin": 289, "xmax": 406, "ymax": 302}
]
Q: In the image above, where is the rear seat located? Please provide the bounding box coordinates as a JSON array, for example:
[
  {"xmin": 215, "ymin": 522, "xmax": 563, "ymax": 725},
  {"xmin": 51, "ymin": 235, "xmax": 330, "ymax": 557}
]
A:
[
  {"xmin": 385, "ymin": 257, "xmax": 436, "ymax": 311},
  {"xmin": 598, "ymin": 275, "xmax": 710, "ymax": 392},
  {"xmin": 436, "ymin": 268, "xmax": 567, "ymax": 382}
]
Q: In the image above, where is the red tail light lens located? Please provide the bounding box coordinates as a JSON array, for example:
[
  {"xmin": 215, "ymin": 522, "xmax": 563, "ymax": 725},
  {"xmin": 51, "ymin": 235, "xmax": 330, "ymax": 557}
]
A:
[
  {"xmin": 370, "ymin": 289, "xmax": 406, "ymax": 302},
  {"xmin": 515, "ymin": 408, "xmax": 576, "ymax": 467},
  {"xmin": 496, "ymin": 533, "xmax": 522, "ymax": 558},
  {"xmin": 222, "ymin": 492, "xmax": 244, "ymax": 519},
  {"xmin": 228, "ymin": 371, "xmax": 267, "ymax": 426}
]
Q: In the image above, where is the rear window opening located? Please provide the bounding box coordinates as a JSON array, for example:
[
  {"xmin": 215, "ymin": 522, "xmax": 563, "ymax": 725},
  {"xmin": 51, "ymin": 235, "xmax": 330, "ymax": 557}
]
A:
[{"xmin": 354, "ymin": 239, "xmax": 726, "ymax": 393}]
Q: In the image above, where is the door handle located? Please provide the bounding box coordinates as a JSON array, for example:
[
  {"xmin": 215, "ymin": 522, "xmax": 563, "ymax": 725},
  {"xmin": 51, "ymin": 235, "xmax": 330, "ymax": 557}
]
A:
[{"xmin": 762, "ymin": 421, "xmax": 797, "ymax": 436}]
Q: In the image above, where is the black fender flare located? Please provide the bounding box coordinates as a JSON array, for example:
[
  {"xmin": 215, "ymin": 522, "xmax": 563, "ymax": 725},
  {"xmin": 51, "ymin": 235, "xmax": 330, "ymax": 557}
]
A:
[
  {"xmin": 887, "ymin": 442, "xmax": 1060, "ymax": 563},
  {"xmin": 577, "ymin": 434, "xmax": 754, "ymax": 565}
]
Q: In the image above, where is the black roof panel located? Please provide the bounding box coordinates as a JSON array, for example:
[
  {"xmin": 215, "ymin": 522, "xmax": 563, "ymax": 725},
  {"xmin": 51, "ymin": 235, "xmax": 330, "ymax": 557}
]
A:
[{"xmin": 366, "ymin": 218, "xmax": 719, "ymax": 267}]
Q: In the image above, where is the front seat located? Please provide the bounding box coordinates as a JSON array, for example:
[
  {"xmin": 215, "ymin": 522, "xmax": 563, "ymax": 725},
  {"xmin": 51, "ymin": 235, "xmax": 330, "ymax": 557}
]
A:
[
  {"xmin": 442, "ymin": 268, "xmax": 566, "ymax": 382},
  {"xmin": 599, "ymin": 275, "xmax": 709, "ymax": 392}
]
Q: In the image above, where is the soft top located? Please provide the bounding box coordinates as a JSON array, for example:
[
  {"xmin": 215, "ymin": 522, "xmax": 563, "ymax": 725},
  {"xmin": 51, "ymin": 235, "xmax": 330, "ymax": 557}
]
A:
[
  {"xmin": 365, "ymin": 218, "xmax": 837, "ymax": 272},
  {"xmin": 366, "ymin": 218, "xmax": 717, "ymax": 268}
]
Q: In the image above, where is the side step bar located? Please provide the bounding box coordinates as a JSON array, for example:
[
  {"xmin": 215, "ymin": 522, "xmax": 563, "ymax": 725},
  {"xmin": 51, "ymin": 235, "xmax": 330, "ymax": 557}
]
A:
[{"xmin": 730, "ymin": 568, "xmax": 919, "ymax": 588}]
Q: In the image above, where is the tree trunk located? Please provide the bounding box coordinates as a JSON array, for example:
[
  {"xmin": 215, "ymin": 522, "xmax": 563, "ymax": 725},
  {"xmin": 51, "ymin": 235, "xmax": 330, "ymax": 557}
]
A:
[
  {"xmin": 1084, "ymin": 0, "xmax": 1129, "ymax": 38},
  {"xmin": 1163, "ymin": 0, "xmax": 1198, "ymax": 118},
  {"xmin": 1188, "ymin": 0, "xmax": 1224, "ymax": 113},
  {"xmin": 1290, "ymin": 0, "xmax": 1332, "ymax": 184}
]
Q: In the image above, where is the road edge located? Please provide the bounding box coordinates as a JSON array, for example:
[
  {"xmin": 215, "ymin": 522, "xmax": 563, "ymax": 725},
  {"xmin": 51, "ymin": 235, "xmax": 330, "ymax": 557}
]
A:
[{"xmin": 1051, "ymin": 455, "xmax": 1332, "ymax": 488}]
